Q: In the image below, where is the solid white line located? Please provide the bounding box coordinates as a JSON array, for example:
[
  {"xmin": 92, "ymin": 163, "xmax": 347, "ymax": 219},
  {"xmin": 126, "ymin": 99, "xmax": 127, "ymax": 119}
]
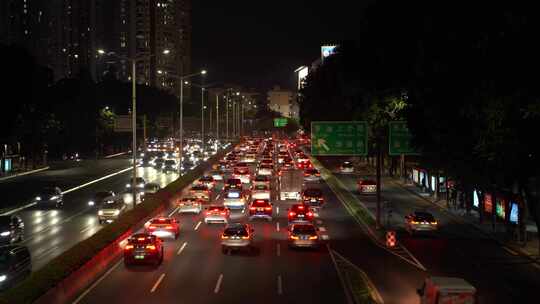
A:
[
  {"xmin": 104, "ymin": 152, "xmax": 127, "ymax": 158},
  {"xmin": 62, "ymin": 166, "xmax": 135, "ymax": 194},
  {"xmin": 0, "ymin": 166, "xmax": 50, "ymax": 182},
  {"xmin": 168, "ymin": 206, "xmax": 180, "ymax": 217},
  {"xmin": 214, "ymin": 274, "xmax": 224, "ymax": 293},
  {"xmin": 150, "ymin": 273, "xmax": 166, "ymax": 293},
  {"xmin": 276, "ymin": 206, "xmax": 279, "ymax": 215},
  {"xmin": 194, "ymin": 221, "xmax": 202, "ymax": 231},
  {"xmin": 276, "ymin": 222, "xmax": 280, "ymax": 232},
  {"xmin": 80, "ymin": 225, "xmax": 95, "ymax": 234},
  {"xmin": 177, "ymin": 242, "xmax": 188, "ymax": 255},
  {"xmin": 319, "ymin": 226, "xmax": 327, "ymax": 232},
  {"xmin": 0, "ymin": 202, "xmax": 37, "ymax": 216},
  {"xmin": 277, "ymin": 243, "xmax": 281, "ymax": 257},
  {"xmin": 277, "ymin": 275, "xmax": 283, "ymax": 295},
  {"xmin": 72, "ymin": 259, "xmax": 122, "ymax": 304}
]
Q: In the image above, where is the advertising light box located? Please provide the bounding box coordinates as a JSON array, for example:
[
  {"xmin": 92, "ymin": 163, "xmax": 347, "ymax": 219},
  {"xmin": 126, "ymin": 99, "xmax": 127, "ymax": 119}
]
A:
[
  {"xmin": 473, "ymin": 190, "xmax": 480, "ymax": 208},
  {"xmin": 509, "ymin": 202, "xmax": 519, "ymax": 223}
]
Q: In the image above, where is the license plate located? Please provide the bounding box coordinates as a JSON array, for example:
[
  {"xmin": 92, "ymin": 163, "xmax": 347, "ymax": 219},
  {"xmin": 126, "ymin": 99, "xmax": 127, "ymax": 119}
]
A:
[
  {"xmin": 257, "ymin": 208, "xmax": 263, "ymax": 211},
  {"xmin": 301, "ymin": 236, "xmax": 308, "ymax": 240},
  {"xmin": 311, "ymin": 199, "xmax": 317, "ymax": 202},
  {"xmin": 298, "ymin": 214, "xmax": 304, "ymax": 217},
  {"xmin": 134, "ymin": 255, "xmax": 145, "ymax": 259}
]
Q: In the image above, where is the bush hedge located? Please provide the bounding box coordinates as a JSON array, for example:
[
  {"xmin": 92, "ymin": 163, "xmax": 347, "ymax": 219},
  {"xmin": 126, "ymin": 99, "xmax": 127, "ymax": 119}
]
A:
[{"xmin": 0, "ymin": 147, "xmax": 232, "ymax": 304}]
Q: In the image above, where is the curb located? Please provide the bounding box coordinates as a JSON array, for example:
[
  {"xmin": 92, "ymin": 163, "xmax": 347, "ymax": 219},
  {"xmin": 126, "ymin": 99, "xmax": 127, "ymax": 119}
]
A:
[
  {"xmin": 391, "ymin": 179, "xmax": 540, "ymax": 265},
  {"xmin": 0, "ymin": 166, "xmax": 49, "ymax": 182}
]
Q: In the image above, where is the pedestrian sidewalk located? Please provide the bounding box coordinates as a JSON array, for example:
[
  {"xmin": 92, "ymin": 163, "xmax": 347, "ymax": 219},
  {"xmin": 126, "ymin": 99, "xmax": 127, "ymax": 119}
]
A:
[
  {"xmin": 0, "ymin": 166, "xmax": 49, "ymax": 182},
  {"xmin": 393, "ymin": 178, "xmax": 540, "ymax": 261}
]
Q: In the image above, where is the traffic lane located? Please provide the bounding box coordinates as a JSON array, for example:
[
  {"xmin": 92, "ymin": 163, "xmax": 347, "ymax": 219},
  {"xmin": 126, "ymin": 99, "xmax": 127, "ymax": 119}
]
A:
[
  {"xmin": 339, "ymin": 173, "xmax": 539, "ymax": 303},
  {"xmin": 310, "ymin": 176, "xmax": 426, "ymax": 303},
  {"xmin": 0, "ymin": 158, "xmax": 131, "ymax": 211},
  {"xmin": 19, "ymin": 167, "xmax": 179, "ymax": 271}
]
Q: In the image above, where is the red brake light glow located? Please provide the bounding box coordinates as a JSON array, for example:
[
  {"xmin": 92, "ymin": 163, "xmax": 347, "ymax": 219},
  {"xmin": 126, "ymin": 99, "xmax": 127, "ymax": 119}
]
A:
[
  {"xmin": 264, "ymin": 207, "xmax": 272, "ymax": 211},
  {"xmin": 289, "ymin": 212, "xmax": 296, "ymax": 217},
  {"xmin": 146, "ymin": 244, "xmax": 156, "ymax": 250},
  {"xmin": 125, "ymin": 244, "xmax": 134, "ymax": 250}
]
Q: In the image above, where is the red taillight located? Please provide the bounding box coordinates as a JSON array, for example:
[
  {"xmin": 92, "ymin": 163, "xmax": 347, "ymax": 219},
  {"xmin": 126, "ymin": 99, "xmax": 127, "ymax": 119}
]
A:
[
  {"xmin": 220, "ymin": 212, "xmax": 226, "ymax": 215},
  {"xmin": 125, "ymin": 244, "xmax": 134, "ymax": 250},
  {"xmin": 316, "ymin": 173, "xmax": 320, "ymax": 176},
  {"xmin": 289, "ymin": 211, "xmax": 296, "ymax": 217},
  {"xmin": 304, "ymin": 172, "xmax": 309, "ymax": 176},
  {"xmin": 249, "ymin": 207, "xmax": 256, "ymax": 211},
  {"xmin": 146, "ymin": 244, "xmax": 156, "ymax": 251},
  {"xmin": 148, "ymin": 225, "xmax": 156, "ymax": 230},
  {"xmin": 165, "ymin": 225, "xmax": 173, "ymax": 229},
  {"xmin": 307, "ymin": 212, "xmax": 313, "ymax": 217},
  {"xmin": 264, "ymin": 207, "xmax": 272, "ymax": 211}
]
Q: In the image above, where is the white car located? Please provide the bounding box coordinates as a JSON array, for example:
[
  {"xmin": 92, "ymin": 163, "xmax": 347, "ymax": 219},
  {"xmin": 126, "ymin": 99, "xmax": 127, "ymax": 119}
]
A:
[
  {"xmin": 251, "ymin": 184, "xmax": 271, "ymax": 200},
  {"xmin": 178, "ymin": 197, "xmax": 203, "ymax": 214},
  {"xmin": 223, "ymin": 189, "xmax": 247, "ymax": 210},
  {"xmin": 258, "ymin": 164, "xmax": 273, "ymax": 176},
  {"xmin": 340, "ymin": 161, "xmax": 354, "ymax": 173}
]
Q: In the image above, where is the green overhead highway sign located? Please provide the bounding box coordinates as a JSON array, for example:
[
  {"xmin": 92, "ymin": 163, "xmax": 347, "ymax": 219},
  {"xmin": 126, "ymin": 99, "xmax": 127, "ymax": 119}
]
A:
[
  {"xmin": 388, "ymin": 121, "xmax": 420, "ymax": 155},
  {"xmin": 311, "ymin": 121, "xmax": 368, "ymax": 156},
  {"xmin": 274, "ymin": 118, "xmax": 288, "ymax": 127}
]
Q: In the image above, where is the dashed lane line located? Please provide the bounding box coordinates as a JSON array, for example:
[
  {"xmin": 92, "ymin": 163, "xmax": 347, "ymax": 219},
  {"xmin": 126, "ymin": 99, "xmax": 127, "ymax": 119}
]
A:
[
  {"xmin": 177, "ymin": 242, "xmax": 188, "ymax": 255},
  {"xmin": 277, "ymin": 275, "xmax": 283, "ymax": 295},
  {"xmin": 214, "ymin": 274, "xmax": 224, "ymax": 293},
  {"xmin": 276, "ymin": 222, "xmax": 280, "ymax": 232},
  {"xmin": 194, "ymin": 221, "xmax": 202, "ymax": 231},
  {"xmin": 150, "ymin": 273, "xmax": 166, "ymax": 293}
]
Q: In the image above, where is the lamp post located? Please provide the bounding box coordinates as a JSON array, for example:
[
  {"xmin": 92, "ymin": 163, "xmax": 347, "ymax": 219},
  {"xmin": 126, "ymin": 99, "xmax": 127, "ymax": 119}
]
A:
[
  {"xmin": 225, "ymin": 94, "xmax": 229, "ymax": 141},
  {"xmin": 98, "ymin": 48, "xmax": 169, "ymax": 207},
  {"xmin": 216, "ymin": 93, "xmax": 219, "ymax": 145},
  {"xmin": 157, "ymin": 69, "xmax": 207, "ymax": 174}
]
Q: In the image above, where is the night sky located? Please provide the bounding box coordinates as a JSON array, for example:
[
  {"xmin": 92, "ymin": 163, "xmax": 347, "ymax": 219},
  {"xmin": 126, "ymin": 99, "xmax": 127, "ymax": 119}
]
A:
[{"xmin": 191, "ymin": 0, "xmax": 372, "ymax": 91}]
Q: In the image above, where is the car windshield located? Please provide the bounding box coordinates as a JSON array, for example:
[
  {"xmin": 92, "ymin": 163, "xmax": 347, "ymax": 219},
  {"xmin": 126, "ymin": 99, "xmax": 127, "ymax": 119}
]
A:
[
  {"xmin": 306, "ymin": 169, "xmax": 318, "ymax": 174},
  {"xmin": 292, "ymin": 225, "xmax": 316, "ymax": 234},
  {"xmin": 414, "ymin": 212, "xmax": 435, "ymax": 221},
  {"xmin": 254, "ymin": 185, "xmax": 268, "ymax": 191},
  {"xmin": 342, "ymin": 162, "xmax": 353, "ymax": 168},
  {"xmin": 223, "ymin": 227, "xmax": 248, "ymax": 237},
  {"xmin": 101, "ymin": 201, "xmax": 123, "ymax": 209},
  {"xmin": 291, "ymin": 205, "xmax": 307, "ymax": 212},
  {"xmin": 150, "ymin": 218, "xmax": 173, "ymax": 225},
  {"xmin": 95, "ymin": 192, "xmax": 112, "ymax": 199},
  {"xmin": 304, "ymin": 189, "xmax": 322, "ymax": 197}
]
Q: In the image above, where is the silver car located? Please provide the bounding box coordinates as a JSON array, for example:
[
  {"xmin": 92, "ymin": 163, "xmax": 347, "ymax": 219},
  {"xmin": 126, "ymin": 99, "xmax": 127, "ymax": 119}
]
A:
[
  {"xmin": 204, "ymin": 206, "xmax": 230, "ymax": 224},
  {"xmin": 222, "ymin": 189, "xmax": 247, "ymax": 210},
  {"xmin": 177, "ymin": 197, "xmax": 202, "ymax": 214},
  {"xmin": 405, "ymin": 211, "xmax": 438, "ymax": 235},
  {"xmin": 288, "ymin": 223, "xmax": 320, "ymax": 249},
  {"xmin": 98, "ymin": 199, "xmax": 127, "ymax": 224},
  {"xmin": 303, "ymin": 168, "xmax": 321, "ymax": 183},
  {"xmin": 221, "ymin": 223, "xmax": 254, "ymax": 254}
]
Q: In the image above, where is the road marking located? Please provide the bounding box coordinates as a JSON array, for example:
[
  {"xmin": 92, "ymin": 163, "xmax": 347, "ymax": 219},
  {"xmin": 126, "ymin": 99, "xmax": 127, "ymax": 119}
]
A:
[
  {"xmin": 63, "ymin": 166, "xmax": 136, "ymax": 194},
  {"xmin": 168, "ymin": 206, "xmax": 180, "ymax": 217},
  {"xmin": 277, "ymin": 243, "xmax": 281, "ymax": 257},
  {"xmin": 150, "ymin": 273, "xmax": 166, "ymax": 293},
  {"xmin": 276, "ymin": 206, "xmax": 279, "ymax": 215},
  {"xmin": 277, "ymin": 275, "xmax": 283, "ymax": 295},
  {"xmin": 35, "ymin": 246, "xmax": 59, "ymax": 260},
  {"xmin": 503, "ymin": 246, "xmax": 519, "ymax": 256},
  {"xmin": 72, "ymin": 259, "xmax": 123, "ymax": 304},
  {"xmin": 177, "ymin": 242, "xmax": 188, "ymax": 255},
  {"xmin": 194, "ymin": 221, "xmax": 202, "ymax": 231},
  {"xmin": 104, "ymin": 152, "xmax": 127, "ymax": 158},
  {"xmin": 216, "ymin": 194, "xmax": 221, "ymax": 200},
  {"xmin": 0, "ymin": 166, "xmax": 50, "ymax": 183},
  {"xmin": 214, "ymin": 274, "xmax": 224, "ymax": 293},
  {"xmin": 80, "ymin": 225, "xmax": 95, "ymax": 234},
  {"xmin": 319, "ymin": 226, "xmax": 327, "ymax": 232},
  {"xmin": 276, "ymin": 222, "xmax": 280, "ymax": 232}
]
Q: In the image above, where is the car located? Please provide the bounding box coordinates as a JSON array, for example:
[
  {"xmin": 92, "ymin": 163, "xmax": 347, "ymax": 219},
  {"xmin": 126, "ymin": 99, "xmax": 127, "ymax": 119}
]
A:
[
  {"xmin": 340, "ymin": 161, "xmax": 354, "ymax": 173},
  {"xmin": 163, "ymin": 159, "xmax": 178, "ymax": 173},
  {"xmin": 126, "ymin": 177, "xmax": 146, "ymax": 189},
  {"xmin": 144, "ymin": 183, "xmax": 160, "ymax": 194},
  {"xmin": 277, "ymin": 152, "xmax": 288, "ymax": 164},
  {"xmin": 189, "ymin": 184, "xmax": 211, "ymax": 201},
  {"xmin": 287, "ymin": 204, "xmax": 314, "ymax": 223},
  {"xmin": 204, "ymin": 205, "xmax": 230, "ymax": 224},
  {"xmin": 145, "ymin": 217, "xmax": 180, "ymax": 239},
  {"xmin": 124, "ymin": 233, "xmax": 164, "ymax": 266},
  {"xmin": 233, "ymin": 166, "xmax": 251, "ymax": 184},
  {"xmin": 34, "ymin": 187, "xmax": 63, "ymax": 208},
  {"xmin": 357, "ymin": 179, "xmax": 377, "ymax": 194},
  {"xmin": 221, "ymin": 223, "xmax": 254, "ymax": 254},
  {"xmin": 224, "ymin": 178, "xmax": 242, "ymax": 191},
  {"xmin": 251, "ymin": 184, "xmax": 271, "ymax": 200},
  {"xmin": 303, "ymin": 168, "xmax": 321, "ymax": 183},
  {"xmin": 302, "ymin": 188, "xmax": 325, "ymax": 209},
  {"xmin": 0, "ymin": 216, "xmax": 24, "ymax": 244},
  {"xmin": 288, "ymin": 223, "xmax": 320, "ymax": 249},
  {"xmin": 405, "ymin": 211, "xmax": 438, "ymax": 235},
  {"xmin": 257, "ymin": 164, "xmax": 273, "ymax": 176},
  {"xmin": 98, "ymin": 199, "xmax": 127, "ymax": 224},
  {"xmin": 121, "ymin": 188, "xmax": 143, "ymax": 205},
  {"xmin": 260, "ymin": 159, "xmax": 273, "ymax": 166},
  {"xmin": 0, "ymin": 245, "xmax": 31, "ymax": 290},
  {"xmin": 197, "ymin": 175, "xmax": 216, "ymax": 190},
  {"xmin": 253, "ymin": 175, "xmax": 271, "ymax": 188},
  {"xmin": 88, "ymin": 191, "xmax": 116, "ymax": 207},
  {"xmin": 177, "ymin": 197, "xmax": 203, "ymax": 214},
  {"xmin": 140, "ymin": 156, "xmax": 154, "ymax": 167},
  {"xmin": 223, "ymin": 189, "xmax": 248, "ymax": 210},
  {"xmin": 209, "ymin": 170, "xmax": 224, "ymax": 181},
  {"xmin": 153, "ymin": 158, "xmax": 165, "ymax": 170},
  {"xmin": 248, "ymin": 199, "xmax": 273, "ymax": 221},
  {"xmin": 296, "ymin": 159, "xmax": 312, "ymax": 170},
  {"xmin": 281, "ymin": 160, "xmax": 295, "ymax": 170}
]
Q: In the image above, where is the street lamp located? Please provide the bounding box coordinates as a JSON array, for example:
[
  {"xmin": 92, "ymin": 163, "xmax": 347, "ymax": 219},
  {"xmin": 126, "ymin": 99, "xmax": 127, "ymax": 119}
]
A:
[
  {"xmin": 97, "ymin": 48, "xmax": 169, "ymax": 207},
  {"xmin": 157, "ymin": 69, "xmax": 206, "ymax": 174}
]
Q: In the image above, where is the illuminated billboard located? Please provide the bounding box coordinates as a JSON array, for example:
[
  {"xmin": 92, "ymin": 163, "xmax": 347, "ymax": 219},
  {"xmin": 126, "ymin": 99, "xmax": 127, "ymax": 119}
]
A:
[
  {"xmin": 295, "ymin": 66, "xmax": 309, "ymax": 90},
  {"xmin": 321, "ymin": 45, "xmax": 337, "ymax": 60}
]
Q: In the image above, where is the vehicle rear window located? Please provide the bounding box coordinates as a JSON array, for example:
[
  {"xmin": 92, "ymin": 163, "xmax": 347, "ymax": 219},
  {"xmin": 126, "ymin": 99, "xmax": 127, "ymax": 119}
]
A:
[
  {"xmin": 414, "ymin": 213, "xmax": 435, "ymax": 221},
  {"xmin": 292, "ymin": 225, "xmax": 316, "ymax": 234},
  {"xmin": 342, "ymin": 162, "xmax": 353, "ymax": 168},
  {"xmin": 252, "ymin": 200, "xmax": 270, "ymax": 207},
  {"xmin": 227, "ymin": 179, "xmax": 241, "ymax": 184},
  {"xmin": 306, "ymin": 169, "xmax": 318, "ymax": 174},
  {"xmin": 130, "ymin": 235, "xmax": 155, "ymax": 244},
  {"xmin": 209, "ymin": 206, "xmax": 226, "ymax": 212},
  {"xmin": 304, "ymin": 189, "xmax": 322, "ymax": 197},
  {"xmin": 191, "ymin": 185, "xmax": 208, "ymax": 191},
  {"xmin": 254, "ymin": 185, "xmax": 268, "ymax": 190},
  {"xmin": 223, "ymin": 227, "xmax": 248, "ymax": 237},
  {"xmin": 234, "ymin": 168, "xmax": 249, "ymax": 174},
  {"xmin": 150, "ymin": 218, "xmax": 173, "ymax": 225}
]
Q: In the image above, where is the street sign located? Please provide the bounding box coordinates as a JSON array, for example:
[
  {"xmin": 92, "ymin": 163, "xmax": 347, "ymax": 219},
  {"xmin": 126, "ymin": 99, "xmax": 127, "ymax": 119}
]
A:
[
  {"xmin": 311, "ymin": 121, "xmax": 368, "ymax": 156},
  {"xmin": 388, "ymin": 121, "xmax": 420, "ymax": 155},
  {"xmin": 273, "ymin": 118, "xmax": 288, "ymax": 127},
  {"xmin": 114, "ymin": 115, "xmax": 132, "ymax": 132}
]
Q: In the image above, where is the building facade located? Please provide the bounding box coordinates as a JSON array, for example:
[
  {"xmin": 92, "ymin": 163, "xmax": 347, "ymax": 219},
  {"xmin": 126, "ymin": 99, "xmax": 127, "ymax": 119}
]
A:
[{"xmin": 267, "ymin": 85, "xmax": 296, "ymax": 119}]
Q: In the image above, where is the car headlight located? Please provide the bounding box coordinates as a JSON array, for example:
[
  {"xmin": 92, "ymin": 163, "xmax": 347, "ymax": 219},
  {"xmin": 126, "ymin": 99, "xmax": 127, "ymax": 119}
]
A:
[
  {"xmin": 113, "ymin": 210, "xmax": 120, "ymax": 216},
  {"xmin": 98, "ymin": 210, "xmax": 104, "ymax": 216},
  {"xmin": 0, "ymin": 275, "xmax": 6, "ymax": 282},
  {"xmin": 88, "ymin": 201, "xmax": 95, "ymax": 206},
  {"xmin": 126, "ymin": 183, "xmax": 131, "ymax": 188},
  {"xmin": 35, "ymin": 196, "xmax": 42, "ymax": 201},
  {"xmin": 0, "ymin": 231, "xmax": 11, "ymax": 237},
  {"xmin": 138, "ymin": 183, "xmax": 144, "ymax": 188}
]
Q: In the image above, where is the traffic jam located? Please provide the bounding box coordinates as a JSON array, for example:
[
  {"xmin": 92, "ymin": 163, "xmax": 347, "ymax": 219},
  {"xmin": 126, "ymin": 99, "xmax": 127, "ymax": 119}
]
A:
[{"xmin": 122, "ymin": 136, "xmax": 330, "ymax": 267}]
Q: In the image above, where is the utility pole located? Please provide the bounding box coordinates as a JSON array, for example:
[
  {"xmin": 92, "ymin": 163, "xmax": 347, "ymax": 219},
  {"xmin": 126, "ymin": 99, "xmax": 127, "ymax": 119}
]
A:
[
  {"xmin": 376, "ymin": 138, "xmax": 382, "ymax": 229},
  {"xmin": 131, "ymin": 60, "xmax": 137, "ymax": 207},
  {"xmin": 226, "ymin": 94, "xmax": 229, "ymax": 141},
  {"xmin": 216, "ymin": 94, "xmax": 219, "ymax": 144}
]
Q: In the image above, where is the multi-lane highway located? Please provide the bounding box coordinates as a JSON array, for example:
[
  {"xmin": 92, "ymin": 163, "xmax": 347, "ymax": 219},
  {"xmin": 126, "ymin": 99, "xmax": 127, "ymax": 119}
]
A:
[{"xmin": 323, "ymin": 158, "xmax": 540, "ymax": 303}]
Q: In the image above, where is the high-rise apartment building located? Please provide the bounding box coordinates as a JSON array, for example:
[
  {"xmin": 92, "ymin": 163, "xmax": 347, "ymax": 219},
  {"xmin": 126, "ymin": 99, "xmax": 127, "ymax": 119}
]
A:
[{"xmin": 1, "ymin": 0, "xmax": 192, "ymax": 96}]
